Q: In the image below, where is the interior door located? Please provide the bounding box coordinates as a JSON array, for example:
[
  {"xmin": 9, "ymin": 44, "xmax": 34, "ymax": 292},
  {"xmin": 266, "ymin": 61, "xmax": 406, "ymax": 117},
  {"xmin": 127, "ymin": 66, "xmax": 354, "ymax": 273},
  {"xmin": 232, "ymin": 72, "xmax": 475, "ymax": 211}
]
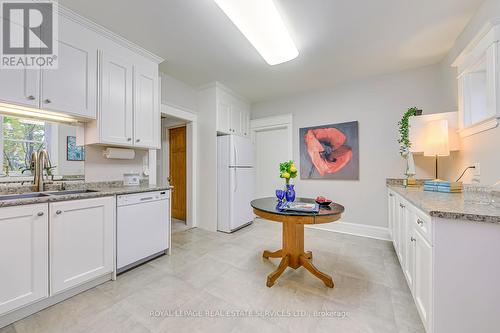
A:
[
  {"xmin": 169, "ymin": 126, "xmax": 187, "ymax": 221},
  {"xmin": 254, "ymin": 126, "xmax": 290, "ymax": 198}
]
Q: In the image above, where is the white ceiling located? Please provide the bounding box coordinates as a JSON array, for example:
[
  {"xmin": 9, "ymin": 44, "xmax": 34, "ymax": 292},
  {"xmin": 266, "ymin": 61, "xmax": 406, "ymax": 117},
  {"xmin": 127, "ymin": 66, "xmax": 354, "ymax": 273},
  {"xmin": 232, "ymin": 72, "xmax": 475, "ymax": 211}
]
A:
[{"xmin": 59, "ymin": 0, "xmax": 482, "ymax": 102}]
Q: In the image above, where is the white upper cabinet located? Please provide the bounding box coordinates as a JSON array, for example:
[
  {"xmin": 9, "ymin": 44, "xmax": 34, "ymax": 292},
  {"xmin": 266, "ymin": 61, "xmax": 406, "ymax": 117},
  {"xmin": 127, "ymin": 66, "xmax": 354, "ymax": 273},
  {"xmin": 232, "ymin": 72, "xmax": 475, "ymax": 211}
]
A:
[
  {"xmin": 50, "ymin": 197, "xmax": 114, "ymax": 295},
  {"xmin": 0, "ymin": 204, "xmax": 48, "ymax": 315},
  {"xmin": 453, "ymin": 22, "xmax": 500, "ymax": 137},
  {"xmin": 217, "ymin": 101, "xmax": 232, "ymax": 134},
  {"xmin": 41, "ymin": 17, "xmax": 97, "ymax": 119},
  {"xmin": 0, "ymin": 6, "xmax": 162, "ymax": 148},
  {"xmin": 0, "ymin": 69, "xmax": 39, "ymax": 108},
  {"xmin": 134, "ymin": 64, "xmax": 160, "ymax": 148},
  {"xmin": 215, "ymin": 84, "xmax": 250, "ymax": 137},
  {"xmin": 98, "ymin": 50, "xmax": 134, "ymax": 145}
]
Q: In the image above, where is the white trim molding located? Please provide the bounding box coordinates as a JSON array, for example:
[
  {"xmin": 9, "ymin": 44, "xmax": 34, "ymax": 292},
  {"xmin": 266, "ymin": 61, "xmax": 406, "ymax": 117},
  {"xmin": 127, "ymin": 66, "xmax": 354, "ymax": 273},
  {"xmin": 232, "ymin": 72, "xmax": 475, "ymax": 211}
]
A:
[
  {"xmin": 58, "ymin": 5, "xmax": 164, "ymax": 64},
  {"xmin": 306, "ymin": 221, "xmax": 391, "ymax": 241},
  {"xmin": 161, "ymin": 103, "xmax": 197, "ymax": 122},
  {"xmin": 159, "ymin": 103, "xmax": 198, "ymax": 229},
  {"xmin": 458, "ymin": 116, "xmax": 499, "ymax": 138}
]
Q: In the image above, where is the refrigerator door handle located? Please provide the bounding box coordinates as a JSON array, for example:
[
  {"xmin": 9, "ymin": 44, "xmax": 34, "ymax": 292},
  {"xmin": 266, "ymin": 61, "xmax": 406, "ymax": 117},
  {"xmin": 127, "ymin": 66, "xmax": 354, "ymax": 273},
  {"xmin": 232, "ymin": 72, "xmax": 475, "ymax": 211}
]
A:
[
  {"xmin": 234, "ymin": 145, "xmax": 238, "ymax": 167},
  {"xmin": 234, "ymin": 168, "xmax": 238, "ymax": 192}
]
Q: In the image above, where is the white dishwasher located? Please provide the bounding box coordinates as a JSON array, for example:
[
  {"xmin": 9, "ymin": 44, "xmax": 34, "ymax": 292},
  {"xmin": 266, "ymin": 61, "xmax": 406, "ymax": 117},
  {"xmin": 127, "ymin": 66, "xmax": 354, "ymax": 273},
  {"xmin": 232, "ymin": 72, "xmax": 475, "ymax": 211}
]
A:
[{"xmin": 117, "ymin": 190, "xmax": 170, "ymax": 274}]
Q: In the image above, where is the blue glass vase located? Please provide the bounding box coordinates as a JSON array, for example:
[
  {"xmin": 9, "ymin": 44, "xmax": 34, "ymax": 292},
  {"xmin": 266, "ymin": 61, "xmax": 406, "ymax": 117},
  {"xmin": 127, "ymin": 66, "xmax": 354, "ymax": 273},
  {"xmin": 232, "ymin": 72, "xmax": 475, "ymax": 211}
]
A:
[{"xmin": 285, "ymin": 184, "xmax": 296, "ymax": 202}]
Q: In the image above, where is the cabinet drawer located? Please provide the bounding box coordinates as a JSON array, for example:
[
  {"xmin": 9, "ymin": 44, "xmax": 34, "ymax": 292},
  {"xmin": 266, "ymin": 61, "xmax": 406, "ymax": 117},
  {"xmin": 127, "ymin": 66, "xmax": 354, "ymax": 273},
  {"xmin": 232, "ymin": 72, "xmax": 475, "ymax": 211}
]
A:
[{"xmin": 413, "ymin": 210, "xmax": 432, "ymax": 244}]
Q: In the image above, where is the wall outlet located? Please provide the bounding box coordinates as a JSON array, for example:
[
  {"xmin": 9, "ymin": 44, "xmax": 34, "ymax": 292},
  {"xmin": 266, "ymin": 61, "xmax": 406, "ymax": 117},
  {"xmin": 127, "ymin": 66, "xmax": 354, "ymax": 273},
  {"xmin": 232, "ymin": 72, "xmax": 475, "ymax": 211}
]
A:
[{"xmin": 473, "ymin": 162, "xmax": 481, "ymax": 176}]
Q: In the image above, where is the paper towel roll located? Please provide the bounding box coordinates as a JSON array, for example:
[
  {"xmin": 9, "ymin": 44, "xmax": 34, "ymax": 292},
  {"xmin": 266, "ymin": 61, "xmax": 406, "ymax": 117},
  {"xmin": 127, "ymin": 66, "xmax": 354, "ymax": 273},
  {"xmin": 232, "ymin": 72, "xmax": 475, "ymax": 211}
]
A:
[{"xmin": 102, "ymin": 147, "xmax": 135, "ymax": 160}]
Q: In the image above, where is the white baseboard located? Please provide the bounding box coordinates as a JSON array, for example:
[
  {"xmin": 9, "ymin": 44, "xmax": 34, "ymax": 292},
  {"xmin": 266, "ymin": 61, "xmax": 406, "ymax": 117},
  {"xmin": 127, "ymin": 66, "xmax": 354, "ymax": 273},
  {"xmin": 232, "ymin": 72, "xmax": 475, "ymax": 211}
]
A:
[{"xmin": 306, "ymin": 221, "xmax": 391, "ymax": 241}]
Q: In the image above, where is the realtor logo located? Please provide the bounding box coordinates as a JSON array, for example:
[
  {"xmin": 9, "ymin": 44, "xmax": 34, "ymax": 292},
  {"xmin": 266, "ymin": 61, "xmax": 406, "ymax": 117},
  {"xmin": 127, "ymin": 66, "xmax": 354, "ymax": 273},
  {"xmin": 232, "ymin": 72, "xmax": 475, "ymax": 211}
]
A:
[{"xmin": 1, "ymin": 0, "xmax": 58, "ymax": 68}]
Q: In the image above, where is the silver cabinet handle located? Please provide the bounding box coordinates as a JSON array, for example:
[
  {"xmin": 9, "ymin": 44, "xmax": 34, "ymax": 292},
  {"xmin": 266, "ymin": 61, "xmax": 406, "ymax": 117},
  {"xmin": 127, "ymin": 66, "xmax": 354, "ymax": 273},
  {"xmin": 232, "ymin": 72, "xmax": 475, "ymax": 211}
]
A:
[
  {"xmin": 136, "ymin": 139, "xmax": 140, "ymax": 142},
  {"xmin": 56, "ymin": 210, "xmax": 62, "ymax": 215},
  {"xmin": 410, "ymin": 237, "xmax": 416, "ymax": 242},
  {"xmin": 389, "ymin": 193, "xmax": 394, "ymax": 197},
  {"xmin": 44, "ymin": 99, "xmax": 51, "ymax": 104},
  {"xmin": 417, "ymin": 219, "xmax": 424, "ymax": 225},
  {"xmin": 127, "ymin": 138, "xmax": 132, "ymax": 141},
  {"xmin": 27, "ymin": 95, "xmax": 36, "ymax": 100},
  {"xmin": 399, "ymin": 203, "xmax": 405, "ymax": 208},
  {"xmin": 37, "ymin": 211, "xmax": 44, "ymax": 216}
]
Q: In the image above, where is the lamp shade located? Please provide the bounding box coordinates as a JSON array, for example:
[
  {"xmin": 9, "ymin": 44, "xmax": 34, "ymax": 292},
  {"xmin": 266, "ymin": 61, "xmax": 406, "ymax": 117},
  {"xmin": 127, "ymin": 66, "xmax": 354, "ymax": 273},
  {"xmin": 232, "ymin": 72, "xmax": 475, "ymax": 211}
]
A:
[{"xmin": 423, "ymin": 120, "xmax": 450, "ymax": 156}]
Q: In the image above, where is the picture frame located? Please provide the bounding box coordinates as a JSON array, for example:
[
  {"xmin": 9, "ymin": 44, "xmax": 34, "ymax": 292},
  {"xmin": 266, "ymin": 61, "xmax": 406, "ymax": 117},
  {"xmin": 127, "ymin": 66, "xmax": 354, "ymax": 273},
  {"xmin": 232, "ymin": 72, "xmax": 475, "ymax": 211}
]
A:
[{"xmin": 66, "ymin": 136, "xmax": 85, "ymax": 161}]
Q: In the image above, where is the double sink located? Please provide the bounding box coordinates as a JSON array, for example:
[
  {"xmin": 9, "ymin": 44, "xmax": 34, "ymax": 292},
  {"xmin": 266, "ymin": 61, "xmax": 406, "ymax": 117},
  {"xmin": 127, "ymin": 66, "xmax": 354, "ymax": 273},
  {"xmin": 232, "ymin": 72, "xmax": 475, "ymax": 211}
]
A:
[{"xmin": 0, "ymin": 189, "xmax": 98, "ymax": 201}]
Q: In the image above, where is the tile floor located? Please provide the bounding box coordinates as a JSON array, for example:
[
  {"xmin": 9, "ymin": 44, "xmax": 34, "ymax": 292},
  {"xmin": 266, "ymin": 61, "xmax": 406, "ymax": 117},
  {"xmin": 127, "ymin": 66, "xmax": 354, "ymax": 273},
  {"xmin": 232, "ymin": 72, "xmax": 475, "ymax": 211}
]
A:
[{"xmin": 0, "ymin": 219, "xmax": 425, "ymax": 333}]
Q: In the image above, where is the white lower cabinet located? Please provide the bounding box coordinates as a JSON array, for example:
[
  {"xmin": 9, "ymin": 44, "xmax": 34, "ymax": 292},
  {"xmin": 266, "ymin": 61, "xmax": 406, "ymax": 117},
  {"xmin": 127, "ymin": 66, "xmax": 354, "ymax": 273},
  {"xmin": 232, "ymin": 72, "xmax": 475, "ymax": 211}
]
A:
[
  {"xmin": 50, "ymin": 197, "xmax": 115, "ymax": 295},
  {"xmin": 413, "ymin": 228, "xmax": 432, "ymax": 330},
  {"xmin": 389, "ymin": 189, "xmax": 432, "ymax": 332},
  {"xmin": 0, "ymin": 204, "xmax": 48, "ymax": 315}
]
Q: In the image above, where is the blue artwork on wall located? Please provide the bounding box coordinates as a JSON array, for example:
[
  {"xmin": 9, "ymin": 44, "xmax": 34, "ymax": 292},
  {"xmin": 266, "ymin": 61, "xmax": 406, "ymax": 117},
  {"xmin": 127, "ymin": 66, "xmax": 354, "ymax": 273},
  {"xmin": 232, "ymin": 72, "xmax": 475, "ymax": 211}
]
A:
[{"xmin": 67, "ymin": 136, "xmax": 85, "ymax": 161}]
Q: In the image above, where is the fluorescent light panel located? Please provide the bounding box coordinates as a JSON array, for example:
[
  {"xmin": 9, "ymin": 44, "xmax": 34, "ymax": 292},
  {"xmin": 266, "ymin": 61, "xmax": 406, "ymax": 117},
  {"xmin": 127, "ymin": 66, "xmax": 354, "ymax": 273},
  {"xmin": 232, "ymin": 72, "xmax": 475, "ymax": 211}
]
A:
[
  {"xmin": 0, "ymin": 102, "xmax": 79, "ymax": 124},
  {"xmin": 214, "ymin": 0, "xmax": 298, "ymax": 65}
]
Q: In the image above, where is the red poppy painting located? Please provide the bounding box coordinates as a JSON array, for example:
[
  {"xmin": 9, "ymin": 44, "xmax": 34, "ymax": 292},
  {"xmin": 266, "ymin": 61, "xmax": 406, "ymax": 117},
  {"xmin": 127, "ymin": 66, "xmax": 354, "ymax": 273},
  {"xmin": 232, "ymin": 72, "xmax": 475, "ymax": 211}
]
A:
[{"xmin": 299, "ymin": 121, "xmax": 359, "ymax": 180}]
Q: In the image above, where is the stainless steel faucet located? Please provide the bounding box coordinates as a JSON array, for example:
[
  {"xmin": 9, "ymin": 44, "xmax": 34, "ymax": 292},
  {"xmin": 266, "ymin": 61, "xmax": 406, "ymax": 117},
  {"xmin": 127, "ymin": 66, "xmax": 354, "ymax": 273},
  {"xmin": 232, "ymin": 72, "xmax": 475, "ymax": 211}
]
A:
[{"xmin": 32, "ymin": 149, "xmax": 51, "ymax": 192}]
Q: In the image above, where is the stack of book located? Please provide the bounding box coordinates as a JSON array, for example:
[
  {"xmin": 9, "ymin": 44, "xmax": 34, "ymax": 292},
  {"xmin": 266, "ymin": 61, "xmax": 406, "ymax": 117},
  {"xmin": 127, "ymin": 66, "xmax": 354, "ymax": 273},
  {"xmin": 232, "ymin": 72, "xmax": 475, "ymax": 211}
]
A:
[{"xmin": 423, "ymin": 180, "xmax": 463, "ymax": 193}]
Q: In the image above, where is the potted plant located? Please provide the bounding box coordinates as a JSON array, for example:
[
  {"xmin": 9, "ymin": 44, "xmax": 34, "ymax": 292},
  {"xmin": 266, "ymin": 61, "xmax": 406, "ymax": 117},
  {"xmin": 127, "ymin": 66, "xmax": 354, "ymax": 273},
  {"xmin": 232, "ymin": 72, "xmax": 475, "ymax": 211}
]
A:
[
  {"xmin": 398, "ymin": 107, "xmax": 421, "ymax": 184},
  {"xmin": 279, "ymin": 160, "xmax": 297, "ymax": 202}
]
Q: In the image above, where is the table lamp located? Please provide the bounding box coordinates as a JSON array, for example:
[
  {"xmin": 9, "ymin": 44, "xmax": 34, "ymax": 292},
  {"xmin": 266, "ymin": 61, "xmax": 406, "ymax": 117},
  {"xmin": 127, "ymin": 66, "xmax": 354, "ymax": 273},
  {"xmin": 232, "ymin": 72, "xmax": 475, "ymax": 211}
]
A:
[{"xmin": 423, "ymin": 119, "xmax": 450, "ymax": 180}]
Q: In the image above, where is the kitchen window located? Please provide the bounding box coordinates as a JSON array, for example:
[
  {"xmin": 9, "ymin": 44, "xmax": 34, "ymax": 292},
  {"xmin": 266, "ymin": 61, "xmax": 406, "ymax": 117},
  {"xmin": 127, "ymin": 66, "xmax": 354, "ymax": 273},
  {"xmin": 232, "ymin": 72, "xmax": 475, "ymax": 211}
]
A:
[
  {"xmin": 0, "ymin": 116, "xmax": 52, "ymax": 176},
  {"xmin": 453, "ymin": 22, "xmax": 500, "ymax": 137}
]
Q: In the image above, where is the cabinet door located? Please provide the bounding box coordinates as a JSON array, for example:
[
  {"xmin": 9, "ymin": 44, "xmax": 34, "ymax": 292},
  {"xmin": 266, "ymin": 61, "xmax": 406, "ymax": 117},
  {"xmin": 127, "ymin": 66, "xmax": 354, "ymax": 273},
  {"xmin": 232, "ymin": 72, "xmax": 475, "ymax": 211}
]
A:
[
  {"xmin": 393, "ymin": 198, "xmax": 403, "ymax": 260},
  {"xmin": 414, "ymin": 229, "xmax": 432, "ymax": 331},
  {"xmin": 134, "ymin": 64, "xmax": 160, "ymax": 148},
  {"xmin": 217, "ymin": 101, "xmax": 231, "ymax": 134},
  {"xmin": 240, "ymin": 111, "xmax": 250, "ymax": 137},
  {"xmin": 230, "ymin": 107, "xmax": 243, "ymax": 136},
  {"xmin": 387, "ymin": 191, "xmax": 396, "ymax": 239},
  {"xmin": 404, "ymin": 214, "xmax": 416, "ymax": 292},
  {"xmin": 0, "ymin": 69, "xmax": 39, "ymax": 108},
  {"xmin": 50, "ymin": 197, "xmax": 114, "ymax": 295},
  {"xmin": 41, "ymin": 18, "xmax": 97, "ymax": 119},
  {"xmin": 0, "ymin": 204, "xmax": 48, "ymax": 315},
  {"xmin": 99, "ymin": 50, "xmax": 134, "ymax": 145}
]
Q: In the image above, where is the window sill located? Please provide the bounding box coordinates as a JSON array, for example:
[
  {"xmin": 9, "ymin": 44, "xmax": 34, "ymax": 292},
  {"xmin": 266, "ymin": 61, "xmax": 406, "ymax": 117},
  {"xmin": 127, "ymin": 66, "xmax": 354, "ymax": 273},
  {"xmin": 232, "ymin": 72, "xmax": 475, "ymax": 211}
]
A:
[{"xmin": 459, "ymin": 116, "xmax": 499, "ymax": 138}]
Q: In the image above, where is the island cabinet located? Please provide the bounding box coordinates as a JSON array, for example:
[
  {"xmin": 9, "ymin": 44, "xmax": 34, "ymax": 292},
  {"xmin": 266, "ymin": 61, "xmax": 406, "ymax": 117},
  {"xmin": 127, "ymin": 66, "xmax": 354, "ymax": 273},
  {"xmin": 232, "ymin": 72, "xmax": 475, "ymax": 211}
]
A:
[
  {"xmin": 387, "ymin": 188, "xmax": 500, "ymax": 333},
  {"xmin": 0, "ymin": 204, "xmax": 48, "ymax": 315},
  {"xmin": 50, "ymin": 197, "xmax": 115, "ymax": 295}
]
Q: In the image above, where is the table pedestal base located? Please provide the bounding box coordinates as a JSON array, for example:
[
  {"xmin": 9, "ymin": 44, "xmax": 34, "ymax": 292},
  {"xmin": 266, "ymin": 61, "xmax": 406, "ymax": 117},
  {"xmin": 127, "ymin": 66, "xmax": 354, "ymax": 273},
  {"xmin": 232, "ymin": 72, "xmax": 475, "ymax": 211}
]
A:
[{"xmin": 263, "ymin": 222, "xmax": 334, "ymax": 288}]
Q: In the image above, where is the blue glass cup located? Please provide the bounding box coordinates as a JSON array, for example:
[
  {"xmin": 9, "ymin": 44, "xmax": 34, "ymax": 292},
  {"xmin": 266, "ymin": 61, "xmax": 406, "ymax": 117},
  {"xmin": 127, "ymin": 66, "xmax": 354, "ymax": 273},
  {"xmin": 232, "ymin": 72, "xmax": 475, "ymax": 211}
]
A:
[{"xmin": 276, "ymin": 189, "xmax": 285, "ymax": 202}]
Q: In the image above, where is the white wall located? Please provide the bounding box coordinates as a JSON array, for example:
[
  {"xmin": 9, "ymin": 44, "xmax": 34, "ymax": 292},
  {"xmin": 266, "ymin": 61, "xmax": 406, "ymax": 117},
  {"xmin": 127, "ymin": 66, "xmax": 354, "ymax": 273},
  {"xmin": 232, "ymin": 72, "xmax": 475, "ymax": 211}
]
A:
[
  {"xmin": 56, "ymin": 124, "xmax": 84, "ymax": 176},
  {"xmin": 84, "ymin": 146, "xmax": 149, "ymax": 182},
  {"xmin": 251, "ymin": 64, "xmax": 445, "ymax": 228},
  {"xmin": 437, "ymin": 0, "xmax": 500, "ymax": 185},
  {"xmin": 160, "ymin": 72, "xmax": 198, "ymax": 112},
  {"xmin": 196, "ymin": 86, "xmax": 218, "ymax": 231}
]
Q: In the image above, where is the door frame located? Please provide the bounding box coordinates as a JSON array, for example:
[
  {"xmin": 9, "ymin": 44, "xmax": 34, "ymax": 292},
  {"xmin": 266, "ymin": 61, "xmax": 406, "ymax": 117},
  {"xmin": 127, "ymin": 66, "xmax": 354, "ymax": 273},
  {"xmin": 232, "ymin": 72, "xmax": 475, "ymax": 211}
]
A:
[{"xmin": 160, "ymin": 103, "xmax": 198, "ymax": 228}]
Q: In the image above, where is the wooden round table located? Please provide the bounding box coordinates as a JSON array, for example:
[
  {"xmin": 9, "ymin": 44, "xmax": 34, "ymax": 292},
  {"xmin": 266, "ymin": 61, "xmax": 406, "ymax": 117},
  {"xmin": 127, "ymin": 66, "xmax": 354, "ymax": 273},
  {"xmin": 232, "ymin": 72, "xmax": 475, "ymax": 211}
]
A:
[{"xmin": 251, "ymin": 197, "xmax": 344, "ymax": 288}]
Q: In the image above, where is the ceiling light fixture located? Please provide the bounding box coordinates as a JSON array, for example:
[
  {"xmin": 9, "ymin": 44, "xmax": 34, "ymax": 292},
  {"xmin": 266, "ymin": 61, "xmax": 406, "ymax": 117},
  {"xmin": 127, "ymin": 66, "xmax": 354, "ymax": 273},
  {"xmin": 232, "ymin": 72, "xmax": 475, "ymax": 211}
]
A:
[
  {"xmin": 213, "ymin": 0, "xmax": 299, "ymax": 65},
  {"xmin": 0, "ymin": 102, "xmax": 79, "ymax": 124}
]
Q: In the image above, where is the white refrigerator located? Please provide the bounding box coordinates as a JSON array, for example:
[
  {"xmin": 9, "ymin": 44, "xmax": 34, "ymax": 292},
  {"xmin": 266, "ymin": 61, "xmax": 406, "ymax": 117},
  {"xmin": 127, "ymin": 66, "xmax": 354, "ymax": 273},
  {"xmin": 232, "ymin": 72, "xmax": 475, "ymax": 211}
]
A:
[{"xmin": 217, "ymin": 135, "xmax": 255, "ymax": 233}]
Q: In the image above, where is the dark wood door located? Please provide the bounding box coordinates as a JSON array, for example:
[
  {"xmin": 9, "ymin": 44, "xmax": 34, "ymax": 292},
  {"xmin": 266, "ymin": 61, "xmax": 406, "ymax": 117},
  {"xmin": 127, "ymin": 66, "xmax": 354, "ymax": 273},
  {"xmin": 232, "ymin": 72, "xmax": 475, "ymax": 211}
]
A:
[{"xmin": 169, "ymin": 126, "xmax": 187, "ymax": 221}]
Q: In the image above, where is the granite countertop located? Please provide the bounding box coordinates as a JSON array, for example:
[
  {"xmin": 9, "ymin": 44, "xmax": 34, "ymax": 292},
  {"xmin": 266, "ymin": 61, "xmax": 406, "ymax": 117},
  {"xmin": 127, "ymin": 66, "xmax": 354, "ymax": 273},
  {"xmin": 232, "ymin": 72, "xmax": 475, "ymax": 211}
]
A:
[
  {"xmin": 387, "ymin": 184, "xmax": 500, "ymax": 224},
  {"xmin": 0, "ymin": 181, "xmax": 172, "ymax": 208}
]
